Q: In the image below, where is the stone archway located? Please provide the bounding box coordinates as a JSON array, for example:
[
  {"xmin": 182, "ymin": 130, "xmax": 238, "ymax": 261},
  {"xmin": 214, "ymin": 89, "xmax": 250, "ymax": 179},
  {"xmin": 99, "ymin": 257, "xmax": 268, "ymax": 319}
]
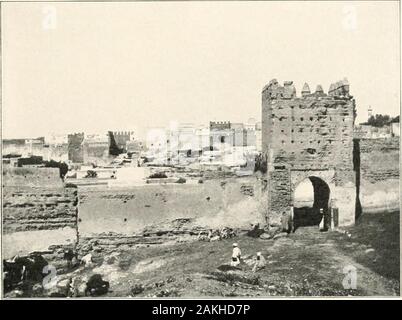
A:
[{"xmin": 292, "ymin": 176, "xmax": 331, "ymax": 230}]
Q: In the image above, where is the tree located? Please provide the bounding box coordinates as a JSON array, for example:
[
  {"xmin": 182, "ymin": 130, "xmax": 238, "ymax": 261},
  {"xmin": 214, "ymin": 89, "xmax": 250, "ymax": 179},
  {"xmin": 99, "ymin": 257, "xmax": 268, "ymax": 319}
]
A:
[{"xmin": 364, "ymin": 114, "xmax": 391, "ymax": 127}]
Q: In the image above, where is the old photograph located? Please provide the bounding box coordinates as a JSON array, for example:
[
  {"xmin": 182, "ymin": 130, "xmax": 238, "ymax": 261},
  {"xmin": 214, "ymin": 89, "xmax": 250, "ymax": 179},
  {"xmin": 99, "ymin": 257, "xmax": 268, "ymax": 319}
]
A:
[{"xmin": 1, "ymin": 1, "xmax": 400, "ymax": 299}]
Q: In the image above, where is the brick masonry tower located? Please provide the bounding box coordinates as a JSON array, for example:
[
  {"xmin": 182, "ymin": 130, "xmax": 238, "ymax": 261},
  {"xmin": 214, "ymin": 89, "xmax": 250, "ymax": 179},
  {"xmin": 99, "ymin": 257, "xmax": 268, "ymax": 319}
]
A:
[{"xmin": 262, "ymin": 79, "xmax": 357, "ymax": 227}]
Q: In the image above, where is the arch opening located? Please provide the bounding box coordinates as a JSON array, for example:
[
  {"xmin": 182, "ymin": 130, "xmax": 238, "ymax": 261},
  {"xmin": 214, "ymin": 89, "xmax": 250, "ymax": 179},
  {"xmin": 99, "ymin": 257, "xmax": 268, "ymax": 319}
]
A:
[{"xmin": 293, "ymin": 176, "xmax": 330, "ymax": 230}]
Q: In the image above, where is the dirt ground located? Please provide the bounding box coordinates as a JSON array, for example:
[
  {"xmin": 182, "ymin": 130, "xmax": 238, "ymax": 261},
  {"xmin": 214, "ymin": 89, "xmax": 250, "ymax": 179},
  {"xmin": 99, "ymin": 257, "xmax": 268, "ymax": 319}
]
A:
[{"xmin": 69, "ymin": 210, "xmax": 399, "ymax": 298}]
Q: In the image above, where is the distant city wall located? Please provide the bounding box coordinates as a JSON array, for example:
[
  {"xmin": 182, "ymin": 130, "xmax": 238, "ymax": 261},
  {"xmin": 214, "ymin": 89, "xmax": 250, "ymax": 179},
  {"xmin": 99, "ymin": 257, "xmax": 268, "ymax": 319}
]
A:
[{"xmin": 358, "ymin": 138, "xmax": 399, "ymax": 213}]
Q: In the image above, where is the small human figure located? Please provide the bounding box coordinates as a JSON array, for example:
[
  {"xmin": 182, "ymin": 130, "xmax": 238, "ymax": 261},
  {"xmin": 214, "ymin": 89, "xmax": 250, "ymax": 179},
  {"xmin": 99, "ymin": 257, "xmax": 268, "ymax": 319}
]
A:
[
  {"xmin": 231, "ymin": 243, "xmax": 242, "ymax": 267},
  {"xmin": 252, "ymin": 252, "xmax": 266, "ymax": 273},
  {"xmin": 319, "ymin": 208, "xmax": 328, "ymax": 231},
  {"xmin": 319, "ymin": 208, "xmax": 324, "ymax": 229}
]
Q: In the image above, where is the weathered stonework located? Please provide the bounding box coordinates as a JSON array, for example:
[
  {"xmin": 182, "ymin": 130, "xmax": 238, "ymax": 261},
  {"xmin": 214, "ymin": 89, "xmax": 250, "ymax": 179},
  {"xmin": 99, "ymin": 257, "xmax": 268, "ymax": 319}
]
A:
[
  {"xmin": 2, "ymin": 187, "xmax": 77, "ymax": 233},
  {"xmin": 2, "ymin": 167, "xmax": 78, "ymax": 259},
  {"xmin": 68, "ymin": 133, "xmax": 84, "ymax": 163},
  {"xmin": 262, "ymin": 79, "xmax": 357, "ymax": 226},
  {"xmin": 357, "ymin": 137, "xmax": 399, "ymax": 213}
]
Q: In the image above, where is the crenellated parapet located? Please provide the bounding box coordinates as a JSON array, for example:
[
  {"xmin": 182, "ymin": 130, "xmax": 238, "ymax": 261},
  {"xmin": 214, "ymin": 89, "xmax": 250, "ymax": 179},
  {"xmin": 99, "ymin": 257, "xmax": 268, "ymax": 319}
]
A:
[
  {"xmin": 262, "ymin": 78, "xmax": 352, "ymax": 100},
  {"xmin": 210, "ymin": 121, "xmax": 231, "ymax": 130},
  {"xmin": 113, "ymin": 131, "xmax": 135, "ymax": 137},
  {"xmin": 328, "ymin": 78, "xmax": 350, "ymax": 97}
]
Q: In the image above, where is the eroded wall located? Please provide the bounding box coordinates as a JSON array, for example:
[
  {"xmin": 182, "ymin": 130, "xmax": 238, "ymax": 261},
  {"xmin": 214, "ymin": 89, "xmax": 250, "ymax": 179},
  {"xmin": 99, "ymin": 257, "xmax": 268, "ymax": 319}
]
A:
[
  {"xmin": 2, "ymin": 168, "xmax": 78, "ymax": 259},
  {"xmin": 358, "ymin": 138, "xmax": 399, "ymax": 213},
  {"xmin": 77, "ymin": 177, "xmax": 266, "ymax": 237}
]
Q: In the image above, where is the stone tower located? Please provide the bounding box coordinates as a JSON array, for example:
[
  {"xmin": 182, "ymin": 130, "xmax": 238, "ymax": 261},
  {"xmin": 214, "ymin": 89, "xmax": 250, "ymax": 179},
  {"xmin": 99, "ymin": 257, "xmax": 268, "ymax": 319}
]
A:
[{"xmin": 262, "ymin": 79, "xmax": 357, "ymax": 227}]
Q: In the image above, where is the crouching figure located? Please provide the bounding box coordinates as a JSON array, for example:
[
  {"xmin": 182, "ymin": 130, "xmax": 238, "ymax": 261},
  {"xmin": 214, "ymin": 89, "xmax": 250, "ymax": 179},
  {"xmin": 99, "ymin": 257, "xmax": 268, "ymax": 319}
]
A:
[{"xmin": 252, "ymin": 252, "xmax": 266, "ymax": 273}]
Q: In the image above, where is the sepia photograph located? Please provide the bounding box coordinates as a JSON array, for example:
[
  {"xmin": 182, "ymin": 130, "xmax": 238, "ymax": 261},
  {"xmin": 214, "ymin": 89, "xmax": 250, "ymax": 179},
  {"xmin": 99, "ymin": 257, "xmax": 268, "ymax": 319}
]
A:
[{"xmin": 0, "ymin": 0, "xmax": 400, "ymax": 300}]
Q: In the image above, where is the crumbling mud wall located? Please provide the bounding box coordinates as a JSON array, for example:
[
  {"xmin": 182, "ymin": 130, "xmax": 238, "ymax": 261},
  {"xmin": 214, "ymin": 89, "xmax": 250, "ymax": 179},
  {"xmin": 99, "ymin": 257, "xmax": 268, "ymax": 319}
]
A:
[
  {"xmin": 2, "ymin": 167, "xmax": 265, "ymax": 258},
  {"xmin": 2, "ymin": 168, "xmax": 78, "ymax": 259},
  {"xmin": 262, "ymin": 79, "xmax": 356, "ymax": 226},
  {"xmin": 358, "ymin": 138, "xmax": 399, "ymax": 213},
  {"xmin": 77, "ymin": 177, "xmax": 266, "ymax": 250}
]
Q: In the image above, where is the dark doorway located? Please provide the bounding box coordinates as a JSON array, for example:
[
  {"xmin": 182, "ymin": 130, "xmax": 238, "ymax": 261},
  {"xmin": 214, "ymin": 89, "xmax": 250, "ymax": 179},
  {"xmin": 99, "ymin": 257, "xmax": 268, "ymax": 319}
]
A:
[{"xmin": 293, "ymin": 176, "xmax": 330, "ymax": 231}]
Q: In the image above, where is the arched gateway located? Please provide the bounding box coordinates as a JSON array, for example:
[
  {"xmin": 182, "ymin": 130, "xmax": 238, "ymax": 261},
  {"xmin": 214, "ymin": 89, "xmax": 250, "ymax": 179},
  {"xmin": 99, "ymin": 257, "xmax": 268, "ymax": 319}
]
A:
[
  {"xmin": 262, "ymin": 79, "xmax": 358, "ymax": 227},
  {"xmin": 293, "ymin": 176, "xmax": 331, "ymax": 230}
]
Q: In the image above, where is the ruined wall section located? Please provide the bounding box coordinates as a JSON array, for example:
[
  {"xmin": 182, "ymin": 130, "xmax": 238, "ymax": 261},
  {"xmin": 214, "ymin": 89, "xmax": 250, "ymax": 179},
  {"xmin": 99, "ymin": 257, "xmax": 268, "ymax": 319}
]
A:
[
  {"xmin": 359, "ymin": 138, "xmax": 399, "ymax": 182},
  {"xmin": 358, "ymin": 138, "xmax": 399, "ymax": 213},
  {"xmin": 3, "ymin": 187, "xmax": 77, "ymax": 233},
  {"xmin": 2, "ymin": 168, "xmax": 78, "ymax": 258},
  {"xmin": 77, "ymin": 178, "xmax": 266, "ymax": 252}
]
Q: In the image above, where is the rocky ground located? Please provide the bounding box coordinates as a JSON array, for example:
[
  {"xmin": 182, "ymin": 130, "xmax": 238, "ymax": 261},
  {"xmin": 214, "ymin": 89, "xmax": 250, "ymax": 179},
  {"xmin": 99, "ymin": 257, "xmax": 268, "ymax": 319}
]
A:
[{"xmin": 4, "ymin": 211, "xmax": 399, "ymax": 298}]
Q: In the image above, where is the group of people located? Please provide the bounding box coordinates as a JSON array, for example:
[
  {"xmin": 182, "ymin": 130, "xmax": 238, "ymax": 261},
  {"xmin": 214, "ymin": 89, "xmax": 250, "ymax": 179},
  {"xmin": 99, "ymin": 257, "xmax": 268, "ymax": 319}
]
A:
[{"xmin": 230, "ymin": 243, "xmax": 266, "ymax": 273}]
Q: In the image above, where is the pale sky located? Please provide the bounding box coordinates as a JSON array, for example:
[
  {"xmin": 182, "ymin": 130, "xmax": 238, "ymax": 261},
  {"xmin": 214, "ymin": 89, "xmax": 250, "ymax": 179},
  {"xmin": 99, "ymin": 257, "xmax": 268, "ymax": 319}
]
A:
[{"xmin": 1, "ymin": 1, "xmax": 400, "ymax": 139}]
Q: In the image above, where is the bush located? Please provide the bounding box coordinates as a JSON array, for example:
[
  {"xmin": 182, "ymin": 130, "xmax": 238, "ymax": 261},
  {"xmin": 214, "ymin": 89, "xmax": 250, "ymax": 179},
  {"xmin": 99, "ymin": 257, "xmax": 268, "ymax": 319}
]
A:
[
  {"xmin": 176, "ymin": 177, "xmax": 186, "ymax": 184},
  {"xmin": 149, "ymin": 172, "xmax": 167, "ymax": 179},
  {"xmin": 84, "ymin": 170, "xmax": 97, "ymax": 178}
]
